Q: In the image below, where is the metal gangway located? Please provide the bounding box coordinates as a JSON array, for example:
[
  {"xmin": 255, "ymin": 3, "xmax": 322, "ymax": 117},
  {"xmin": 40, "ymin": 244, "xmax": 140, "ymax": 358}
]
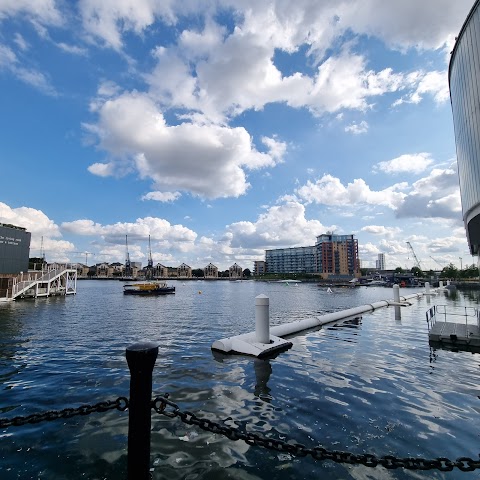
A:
[{"xmin": 6, "ymin": 266, "xmax": 77, "ymax": 301}]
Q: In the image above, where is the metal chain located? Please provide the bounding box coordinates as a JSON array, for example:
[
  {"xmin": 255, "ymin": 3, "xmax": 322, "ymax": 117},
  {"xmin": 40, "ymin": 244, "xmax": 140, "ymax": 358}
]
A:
[
  {"xmin": 0, "ymin": 397, "xmax": 128, "ymax": 428},
  {"xmin": 151, "ymin": 395, "xmax": 480, "ymax": 472}
]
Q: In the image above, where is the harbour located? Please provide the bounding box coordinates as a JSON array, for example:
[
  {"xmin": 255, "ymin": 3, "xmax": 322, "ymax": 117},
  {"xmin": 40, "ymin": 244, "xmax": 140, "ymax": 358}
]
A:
[{"xmin": 1, "ymin": 280, "xmax": 479, "ymax": 479}]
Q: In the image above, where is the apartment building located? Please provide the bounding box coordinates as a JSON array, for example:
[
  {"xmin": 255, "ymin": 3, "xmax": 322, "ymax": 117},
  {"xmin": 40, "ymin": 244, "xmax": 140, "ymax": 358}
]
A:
[{"xmin": 264, "ymin": 233, "xmax": 360, "ymax": 278}]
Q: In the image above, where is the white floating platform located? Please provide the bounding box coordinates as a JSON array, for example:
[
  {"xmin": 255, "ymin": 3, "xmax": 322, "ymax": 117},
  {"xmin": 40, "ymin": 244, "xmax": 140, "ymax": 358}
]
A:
[
  {"xmin": 212, "ymin": 333, "xmax": 292, "ymax": 358},
  {"xmin": 212, "ymin": 288, "xmax": 432, "ymax": 357},
  {"xmin": 429, "ymin": 322, "xmax": 480, "ymax": 347}
]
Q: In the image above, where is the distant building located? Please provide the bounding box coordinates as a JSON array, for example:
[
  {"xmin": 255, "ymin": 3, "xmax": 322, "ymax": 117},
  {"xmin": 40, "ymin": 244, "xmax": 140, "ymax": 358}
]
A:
[
  {"xmin": 315, "ymin": 234, "xmax": 359, "ymax": 279},
  {"xmin": 253, "ymin": 260, "xmax": 266, "ymax": 275},
  {"xmin": 154, "ymin": 263, "xmax": 168, "ymax": 278},
  {"xmin": 229, "ymin": 263, "xmax": 242, "ymax": 279},
  {"xmin": 449, "ymin": 0, "xmax": 480, "ymax": 255},
  {"xmin": 0, "ymin": 223, "xmax": 31, "ymax": 275},
  {"xmin": 73, "ymin": 263, "xmax": 90, "ymax": 277},
  {"xmin": 376, "ymin": 253, "xmax": 385, "ymax": 270},
  {"xmin": 178, "ymin": 263, "xmax": 192, "ymax": 278},
  {"xmin": 265, "ymin": 246, "xmax": 315, "ymax": 274},
  {"xmin": 204, "ymin": 263, "xmax": 218, "ymax": 278},
  {"xmin": 264, "ymin": 233, "xmax": 360, "ymax": 278},
  {"xmin": 95, "ymin": 262, "xmax": 113, "ymax": 277}
]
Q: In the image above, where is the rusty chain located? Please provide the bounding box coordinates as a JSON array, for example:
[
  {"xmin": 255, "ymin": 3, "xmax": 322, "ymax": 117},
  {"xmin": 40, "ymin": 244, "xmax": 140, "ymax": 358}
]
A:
[
  {"xmin": 151, "ymin": 394, "xmax": 480, "ymax": 472},
  {"xmin": 0, "ymin": 397, "xmax": 128, "ymax": 428}
]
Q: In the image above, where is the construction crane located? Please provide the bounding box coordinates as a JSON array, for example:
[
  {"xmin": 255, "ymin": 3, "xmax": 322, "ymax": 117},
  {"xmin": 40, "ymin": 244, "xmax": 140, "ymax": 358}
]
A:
[
  {"xmin": 145, "ymin": 235, "xmax": 154, "ymax": 279},
  {"xmin": 125, "ymin": 235, "xmax": 132, "ymax": 277},
  {"xmin": 430, "ymin": 256, "xmax": 446, "ymax": 270},
  {"xmin": 147, "ymin": 235, "xmax": 153, "ymax": 269},
  {"xmin": 73, "ymin": 251, "xmax": 94, "ymax": 265},
  {"xmin": 406, "ymin": 242, "xmax": 422, "ymax": 270},
  {"xmin": 40, "ymin": 236, "xmax": 46, "ymax": 262}
]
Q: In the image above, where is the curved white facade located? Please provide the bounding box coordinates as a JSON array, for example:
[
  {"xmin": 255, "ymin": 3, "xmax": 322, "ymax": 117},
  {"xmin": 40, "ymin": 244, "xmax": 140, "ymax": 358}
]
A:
[{"xmin": 449, "ymin": 0, "xmax": 480, "ymax": 254}]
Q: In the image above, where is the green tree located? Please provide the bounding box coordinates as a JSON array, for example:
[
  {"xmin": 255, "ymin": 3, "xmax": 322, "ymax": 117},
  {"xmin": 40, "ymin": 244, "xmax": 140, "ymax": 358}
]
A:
[
  {"xmin": 192, "ymin": 268, "xmax": 204, "ymax": 278},
  {"xmin": 243, "ymin": 268, "xmax": 251, "ymax": 278},
  {"xmin": 462, "ymin": 264, "xmax": 479, "ymax": 279},
  {"xmin": 394, "ymin": 267, "xmax": 405, "ymax": 274},
  {"xmin": 440, "ymin": 263, "xmax": 458, "ymax": 279},
  {"xmin": 411, "ymin": 266, "xmax": 424, "ymax": 277}
]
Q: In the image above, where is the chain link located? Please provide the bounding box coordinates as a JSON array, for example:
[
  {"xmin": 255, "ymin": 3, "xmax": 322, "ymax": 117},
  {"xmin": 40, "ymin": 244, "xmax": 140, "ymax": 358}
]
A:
[
  {"xmin": 151, "ymin": 395, "xmax": 480, "ymax": 472},
  {"xmin": 3, "ymin": 394, "xmax": 479, "ymax": 472},
  {"xmin": 0, "ymin": 397, "xmax": 128, "ymax": 428}
]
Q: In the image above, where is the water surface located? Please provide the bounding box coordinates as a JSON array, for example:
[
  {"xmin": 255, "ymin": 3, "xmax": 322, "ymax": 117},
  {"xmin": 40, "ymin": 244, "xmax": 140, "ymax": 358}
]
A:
[{"xmin": 0, "ymin": 280, "xmax": 479, "ymax": 479}]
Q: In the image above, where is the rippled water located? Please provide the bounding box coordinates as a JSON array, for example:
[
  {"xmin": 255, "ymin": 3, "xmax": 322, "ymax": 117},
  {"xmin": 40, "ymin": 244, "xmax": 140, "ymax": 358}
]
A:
[{"xmin": 1, "ymin": 280, "xmax": 479, "ymax": 479}]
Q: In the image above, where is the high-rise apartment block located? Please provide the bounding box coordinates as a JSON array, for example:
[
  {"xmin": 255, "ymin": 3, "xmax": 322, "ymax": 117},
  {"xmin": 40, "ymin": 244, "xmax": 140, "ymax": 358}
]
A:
[
  {"xmin": 376, "ymin": 253, "xmax": 385, "ymax": 270},
  {"xmin": 264, "ymin": 233, "xmax": 360, "ymax": 278}
]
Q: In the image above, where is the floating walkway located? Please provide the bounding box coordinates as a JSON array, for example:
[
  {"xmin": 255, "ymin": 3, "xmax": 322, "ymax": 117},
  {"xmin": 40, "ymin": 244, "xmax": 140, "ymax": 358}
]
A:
[
  {"xmin": 0, "ymin": 267, "xmax": 77, "ymax": 302},
  {"xmin": 427, "ymin": 304, "xmax": 480, "ymax": 349},
  {"xmin": 212, "ymin": 285, "xmax": 431, "ymax": 358}
]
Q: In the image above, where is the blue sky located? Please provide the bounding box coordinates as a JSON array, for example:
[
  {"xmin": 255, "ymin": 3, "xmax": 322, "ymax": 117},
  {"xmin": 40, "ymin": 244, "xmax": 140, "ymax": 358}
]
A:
[{"xmin": 0, "ymin": 0, "xmax": 476, "ymax": 271}]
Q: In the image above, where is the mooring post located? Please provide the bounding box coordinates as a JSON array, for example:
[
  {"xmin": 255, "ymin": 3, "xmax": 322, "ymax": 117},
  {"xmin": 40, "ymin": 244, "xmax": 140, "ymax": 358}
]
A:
[
  {"xmin": 126, "ymin": 342, "xmax": 159, "ymax": 480},
  {"xmin": 393, "ymin": 284, "xmax": 400, "ymax": 303},
  {"xmin": 393, "ymin": 284, "xmax": 401, "ymax": 320},
  {"xmin": 256, "ymin": 294, "xmax": 270, "ymax": 344}
]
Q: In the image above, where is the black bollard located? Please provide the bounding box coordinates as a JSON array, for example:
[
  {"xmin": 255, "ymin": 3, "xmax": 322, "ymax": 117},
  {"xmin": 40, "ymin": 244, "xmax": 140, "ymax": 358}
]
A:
[{"xmin": 126, "ymin": 342, "xmax": 159, "ymax": 480}]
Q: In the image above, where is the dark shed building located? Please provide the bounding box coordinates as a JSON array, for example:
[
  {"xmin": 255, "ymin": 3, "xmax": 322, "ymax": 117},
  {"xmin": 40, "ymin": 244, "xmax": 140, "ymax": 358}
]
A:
[{"xmin": 0, "ymin": 223, "xmax": 31, "ymax": 274}]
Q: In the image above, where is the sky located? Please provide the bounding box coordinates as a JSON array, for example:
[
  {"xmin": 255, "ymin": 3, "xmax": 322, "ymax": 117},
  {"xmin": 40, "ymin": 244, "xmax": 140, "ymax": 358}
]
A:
[{"xmin": 0, "ymin": 0, "xmax": 476, "ymax": 272}]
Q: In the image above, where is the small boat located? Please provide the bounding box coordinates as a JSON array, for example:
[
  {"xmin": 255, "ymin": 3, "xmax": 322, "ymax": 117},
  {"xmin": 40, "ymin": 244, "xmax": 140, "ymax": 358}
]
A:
[
  {"xmin": 363, "ymin": 280, "xmax": 387, "ymax": 287},
  {"xmin": 326, "ymin": 287, "xmax": 333, "ymax": 293},
  {"xmin": 123, "ymin": 281, "xmax": 175, "ymax": 295}
]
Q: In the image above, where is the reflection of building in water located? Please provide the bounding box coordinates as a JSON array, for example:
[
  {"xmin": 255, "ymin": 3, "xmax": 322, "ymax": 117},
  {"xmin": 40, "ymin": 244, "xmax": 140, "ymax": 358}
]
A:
[{"xmin": 253, "ymin": 359, "xmax": 272, "ymax": 400}]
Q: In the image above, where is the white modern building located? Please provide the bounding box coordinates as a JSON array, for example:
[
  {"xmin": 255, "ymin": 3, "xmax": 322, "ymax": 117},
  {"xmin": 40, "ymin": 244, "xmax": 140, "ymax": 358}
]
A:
[
  {"xmin": 376, "ymin": 253, "xmax": 385, "ymax": 270},
  {"xmin": 449, "ymin": 0, "xmax": 480, "ymax": 256}
]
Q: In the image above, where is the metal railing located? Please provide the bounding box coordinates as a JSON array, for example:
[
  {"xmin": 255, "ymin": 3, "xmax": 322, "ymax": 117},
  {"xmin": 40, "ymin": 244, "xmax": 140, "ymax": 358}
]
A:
[
  {"xmin": 10, "ymin": 267, "xmax": 77, "ymax": 299},
  {"xmin": 426, "ymin": 304, "xmax": 480, "ymax": 330}
]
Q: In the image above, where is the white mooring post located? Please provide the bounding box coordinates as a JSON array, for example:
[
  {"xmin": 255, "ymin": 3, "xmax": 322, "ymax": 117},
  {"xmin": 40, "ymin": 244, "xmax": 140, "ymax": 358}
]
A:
[
  {"xmin": 425, "ymin": 282, "xmax": 431, "ymax": 295},
  {"xmin": 393, "ymin": 284, "xmax": 400, "ymax": 303},
  {"xmin": 255, "ymin": 294, "xmax": 270, "ymax": 344},
  {"xmin": 393, "ymin": 284, "xmax": 401, "ymax": 320}
]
